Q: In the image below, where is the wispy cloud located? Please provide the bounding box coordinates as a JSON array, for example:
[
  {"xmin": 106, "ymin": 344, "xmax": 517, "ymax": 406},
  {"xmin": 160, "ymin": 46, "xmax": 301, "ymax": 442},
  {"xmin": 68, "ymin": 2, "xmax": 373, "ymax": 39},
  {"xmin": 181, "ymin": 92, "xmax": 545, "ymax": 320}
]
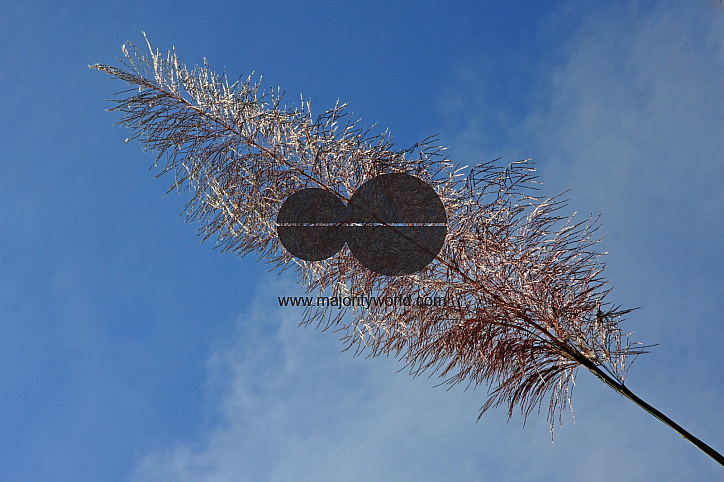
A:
[{"xmin": 131, "ymin": 275, "xmax": 520, "ymax": 481}]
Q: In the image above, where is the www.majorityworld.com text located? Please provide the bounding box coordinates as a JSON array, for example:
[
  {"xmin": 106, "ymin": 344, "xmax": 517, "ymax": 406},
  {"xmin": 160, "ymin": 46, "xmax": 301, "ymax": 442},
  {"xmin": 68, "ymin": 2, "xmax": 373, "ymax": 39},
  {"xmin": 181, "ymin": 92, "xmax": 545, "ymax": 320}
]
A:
[{"xmin": 278, "ymin": 294, "xmax": 452, "ymax": 309}]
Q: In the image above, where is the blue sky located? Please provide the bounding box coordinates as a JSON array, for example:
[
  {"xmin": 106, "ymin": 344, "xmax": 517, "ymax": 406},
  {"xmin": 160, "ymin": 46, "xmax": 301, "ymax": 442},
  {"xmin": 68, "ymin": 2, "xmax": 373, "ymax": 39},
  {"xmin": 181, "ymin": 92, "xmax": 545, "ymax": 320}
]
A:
[{"xmin": 1, "ymin": 1, "xmax": 722, "ymax": 480}]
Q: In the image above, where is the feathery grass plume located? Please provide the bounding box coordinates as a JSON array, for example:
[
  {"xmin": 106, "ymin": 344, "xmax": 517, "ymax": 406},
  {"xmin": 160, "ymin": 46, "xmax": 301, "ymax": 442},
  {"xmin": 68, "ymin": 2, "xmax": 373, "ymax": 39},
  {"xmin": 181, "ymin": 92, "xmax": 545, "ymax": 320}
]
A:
[{"xmin": 90, "ymin": 33, "xmax": 723, "ymax": 466}]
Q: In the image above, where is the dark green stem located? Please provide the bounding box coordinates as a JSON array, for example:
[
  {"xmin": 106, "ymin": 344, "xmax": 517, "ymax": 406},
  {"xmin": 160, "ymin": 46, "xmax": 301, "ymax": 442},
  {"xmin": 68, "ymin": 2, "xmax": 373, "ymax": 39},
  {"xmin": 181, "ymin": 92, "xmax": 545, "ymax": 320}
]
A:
[{"xmin": 575, "ymin": 354, "xmax": 724, "ymax": 467}]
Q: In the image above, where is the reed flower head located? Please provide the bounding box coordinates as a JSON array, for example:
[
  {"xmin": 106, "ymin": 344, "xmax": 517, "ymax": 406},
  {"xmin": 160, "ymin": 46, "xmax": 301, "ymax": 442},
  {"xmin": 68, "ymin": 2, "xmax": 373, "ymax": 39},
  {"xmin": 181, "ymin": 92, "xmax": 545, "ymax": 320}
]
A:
[{"xmin": 91, "ymin": 34, "xmax": 647, "ymax": 436}]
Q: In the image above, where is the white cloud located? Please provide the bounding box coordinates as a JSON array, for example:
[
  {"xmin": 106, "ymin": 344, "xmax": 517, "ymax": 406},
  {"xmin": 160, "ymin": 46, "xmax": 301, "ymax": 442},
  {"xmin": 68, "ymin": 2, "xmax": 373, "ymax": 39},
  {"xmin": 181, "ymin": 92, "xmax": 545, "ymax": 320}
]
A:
[{"xmin": 130, "ymin": 275, "xmax": 524, "ymax": 481}]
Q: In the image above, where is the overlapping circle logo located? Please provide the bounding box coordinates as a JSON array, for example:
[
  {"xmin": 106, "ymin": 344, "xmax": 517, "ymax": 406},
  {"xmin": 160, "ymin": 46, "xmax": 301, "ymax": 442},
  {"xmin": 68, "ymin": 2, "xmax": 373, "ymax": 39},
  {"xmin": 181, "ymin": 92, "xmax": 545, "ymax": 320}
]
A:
[{"xmin": 276, "ymin": 173, "xmax": 447, "ymax": 276}]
